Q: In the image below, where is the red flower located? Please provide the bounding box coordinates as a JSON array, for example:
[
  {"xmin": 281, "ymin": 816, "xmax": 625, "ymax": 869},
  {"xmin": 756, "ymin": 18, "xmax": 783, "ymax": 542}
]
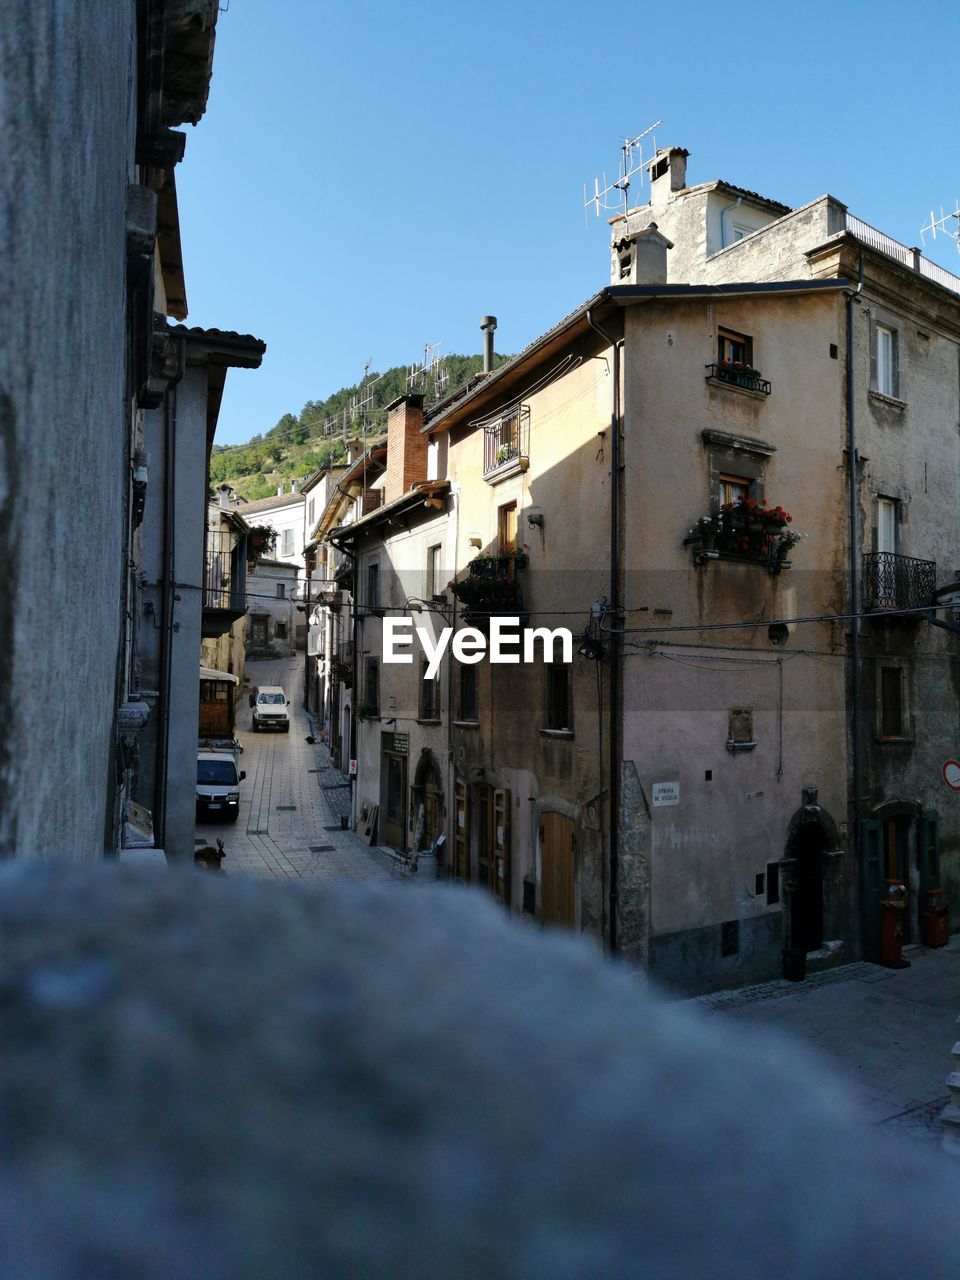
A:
[
  {"xmin": 786, "ymin": 515, "xmax": 792, "ymax": 523},
  {"xmin": 746, "ymin": 498, "xmax": 757, "ymax": 508}
]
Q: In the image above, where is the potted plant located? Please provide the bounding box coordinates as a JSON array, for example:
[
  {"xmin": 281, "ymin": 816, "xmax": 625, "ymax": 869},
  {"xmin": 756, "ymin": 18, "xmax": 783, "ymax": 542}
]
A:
[
  {"xmin": 355, "ymin": 701, "xmax": 378, "ymax": 721},
  {"xmin": 247, "ymin": 523, "xmax": 278, "ymax": 568},
  {"xmin": 496, "ymin": 442, "xmax": 518, "ymax": 465}
]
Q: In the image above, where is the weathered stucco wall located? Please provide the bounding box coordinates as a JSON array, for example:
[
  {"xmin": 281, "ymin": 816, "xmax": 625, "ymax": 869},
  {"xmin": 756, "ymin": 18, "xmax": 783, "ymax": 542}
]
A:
[
  {"xmin": 621, "ymin": 293, "xmax": 851, "ymax": 989},
  {"xmin": 0, "ymin": 6, "xmax": 136, "ymax": 856}
]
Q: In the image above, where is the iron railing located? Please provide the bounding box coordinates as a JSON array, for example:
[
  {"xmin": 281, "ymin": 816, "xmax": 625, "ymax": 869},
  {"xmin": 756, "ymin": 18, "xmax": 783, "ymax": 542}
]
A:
[
  {"xmin": 203, "ymin": 528, "xmax": 246, "ymax": 613},
  {"xmin": 483, "ymin": 404, "xmax": 530, "ymax": 478},
  {"xmin": 705, "ymin": 363, "xmax": 771, "ymax": 396},
  {"xmin": 845, "ymin": 213, "xmax": 960, "ymax": 297},
  {"xmin": 862, "ymin": 551, "xmax": 936, "ymax": 614}
]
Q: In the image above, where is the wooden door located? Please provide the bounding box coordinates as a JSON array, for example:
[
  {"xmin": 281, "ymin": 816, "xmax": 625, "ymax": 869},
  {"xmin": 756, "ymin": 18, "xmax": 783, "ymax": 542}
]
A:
[
  {"xmin": 492, "ymin": 788, "xmax": 511, "ymax": 907},
  {"xmin": 454, "ymin": 779, "xmax": 470, "ymax": 880},
  {"xmin": 477, "ymin": 784, "xmax": 493, "ymax": 890},
  {"xmin": 383, "ymin": 752, "xmax": 406, "ymax": 850},
  {"xmin": 541, "ymin": 812, "xmax": 576, "ymax": 929}
]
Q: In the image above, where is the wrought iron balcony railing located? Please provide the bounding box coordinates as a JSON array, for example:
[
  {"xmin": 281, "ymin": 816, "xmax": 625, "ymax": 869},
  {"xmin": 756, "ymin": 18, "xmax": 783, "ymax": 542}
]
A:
[
  {"xmin": 483, "ymin": 404, "xmax": 530, "ymax": 479},
  {"xmin": 203, "ymin": 528, "xmax": 247, "ymax": 614},
  {"xmin": 862, "ymin": 551, "xmax": 936, "ymax": 614},
  {"xmin": 705, "ymin": 363, "xmax": 771, "ymax": 396}
]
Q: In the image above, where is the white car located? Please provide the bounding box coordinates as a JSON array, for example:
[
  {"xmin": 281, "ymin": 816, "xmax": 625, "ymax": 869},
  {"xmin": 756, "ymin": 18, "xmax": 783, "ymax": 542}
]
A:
[
  {"xmin": 250, "ymin": 685, "xmax": 290, "ymax": 732},
  {"xmin": 196, "ymin": 752, "xmax": 245, "ymax": 822}
]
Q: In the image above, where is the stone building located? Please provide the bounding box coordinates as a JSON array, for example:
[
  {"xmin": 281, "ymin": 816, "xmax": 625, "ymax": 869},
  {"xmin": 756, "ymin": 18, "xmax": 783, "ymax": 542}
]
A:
[
  {"xmin": 323, "ymin": 151, "xmax": 960, "ymax": 992},
  {"xmin": 245, "ymin": 559, "xmax": 300, "ymax": 659},
  {"xmin": 1, "ymin": 2, "xmax": 263, "ymax": 860}
]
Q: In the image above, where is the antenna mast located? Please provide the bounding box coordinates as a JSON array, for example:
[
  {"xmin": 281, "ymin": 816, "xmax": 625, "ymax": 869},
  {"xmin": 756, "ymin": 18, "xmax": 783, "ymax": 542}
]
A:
[
  {"xmin": 920, "ymin": 203, "xmax": 960, "ymax": 254},
  {"xmin": 584, "ymin": 120, "xmax": 663, "ymax": 224},
  {"xmin": 407, "ymin": 341, "xmax": 447, "ymax": 402}
]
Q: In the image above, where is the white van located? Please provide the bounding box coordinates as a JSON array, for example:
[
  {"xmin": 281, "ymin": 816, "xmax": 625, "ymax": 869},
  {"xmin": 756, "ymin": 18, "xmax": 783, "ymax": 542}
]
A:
[
  {"xmin": 196, "ymin": 751, "xmax": 245, "ymax": 822},
  {"xmin": 250, "ymin": 685, "xmax": 290, "ymax": 732}
]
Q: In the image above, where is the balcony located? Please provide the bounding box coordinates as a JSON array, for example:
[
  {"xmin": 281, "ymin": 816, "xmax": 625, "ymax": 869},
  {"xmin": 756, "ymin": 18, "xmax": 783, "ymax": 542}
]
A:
[
  {"xmin": 483, "ymin": 405, "xmax": 530, "ymax": 482},
  {"xmin": 202, "ymin": 528, "xmax": 248, "ymax": 638},
  {"xmin": 705, "ymin": 363, "xmax": 771, "ymax": 397},
  {"xmin": 450, "ymin": 551, "xmax": 527, "ymax": 623},
  {"xmin": 686, "ymin": 500, "xmax": 799, "ymax": 574},
  {"xmin": 862, "ymin": 552, "xmax": 936, "ymax": 617}
]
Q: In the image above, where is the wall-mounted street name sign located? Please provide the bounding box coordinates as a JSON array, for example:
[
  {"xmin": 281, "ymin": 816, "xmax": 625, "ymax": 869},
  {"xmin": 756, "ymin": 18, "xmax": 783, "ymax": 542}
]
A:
[{"xmin": 652, "ymin": 782, "xmax": 680, "ymax": 807}]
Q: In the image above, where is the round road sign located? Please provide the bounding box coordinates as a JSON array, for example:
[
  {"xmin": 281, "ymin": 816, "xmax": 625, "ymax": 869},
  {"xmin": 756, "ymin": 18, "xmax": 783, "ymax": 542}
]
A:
[{"xmin": 942, "ymin": 760, "xmax": 960, "ymax": 791}]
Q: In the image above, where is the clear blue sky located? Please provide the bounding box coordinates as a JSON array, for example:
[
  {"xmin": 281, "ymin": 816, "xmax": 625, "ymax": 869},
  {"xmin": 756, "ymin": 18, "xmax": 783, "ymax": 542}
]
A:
[{"xmin": 176, "ymin": 0, "xmax": 960, "ymax": 446}]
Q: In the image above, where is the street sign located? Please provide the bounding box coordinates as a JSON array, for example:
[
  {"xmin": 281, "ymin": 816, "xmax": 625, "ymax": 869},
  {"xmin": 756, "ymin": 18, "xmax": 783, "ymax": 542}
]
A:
[
  {"xmin": 942, "ymin": 759, "xmax": 960, "ymax": 791},
  {"xmin": 652, "ymin": 782, "xmax": 679, "ymax": 807},
  {"xmin": 349, "ymin": 759, "xmax": 358, "ymax": 776}
]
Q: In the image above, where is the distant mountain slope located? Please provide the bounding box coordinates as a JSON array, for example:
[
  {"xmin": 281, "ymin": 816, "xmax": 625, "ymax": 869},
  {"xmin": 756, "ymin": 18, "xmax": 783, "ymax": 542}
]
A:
[{"xmin": 210, "ymin": 352, "xmax": 511, "ymax": 501}]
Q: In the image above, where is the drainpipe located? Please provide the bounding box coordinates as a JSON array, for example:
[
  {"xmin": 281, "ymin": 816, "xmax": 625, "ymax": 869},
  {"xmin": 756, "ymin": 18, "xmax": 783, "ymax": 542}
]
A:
[
  {"xmin": 847, "ymin": 254, "xmax": 864, "ymax": 952},
  {"xmin": 720, "ymin": 195, "xmax": 743, "ymax": 250},
  {"xmin": 154, "ymin": 336, "xmax": 186, "ymax": 849},
  {"xmin": 587, "ymin": 309, "xmax": 623, "ymax": 956}
]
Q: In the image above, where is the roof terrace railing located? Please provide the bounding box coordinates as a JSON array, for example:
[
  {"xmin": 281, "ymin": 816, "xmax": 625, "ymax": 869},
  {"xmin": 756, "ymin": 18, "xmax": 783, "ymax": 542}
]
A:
[{"xmin": 845, "ymin": 213, "xmax": 960, "ymax": 296}]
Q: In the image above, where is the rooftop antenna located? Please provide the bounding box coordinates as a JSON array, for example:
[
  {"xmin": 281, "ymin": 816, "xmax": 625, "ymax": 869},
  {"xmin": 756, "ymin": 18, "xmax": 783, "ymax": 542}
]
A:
[
  {"xmin": 584, "ymin": 120, "xmax": 663, "ymax": 225},
  {"xmin": 920, "ymin": 203, "xmax": 960, "ymax": 255},
  {"xmin": 407, "ymin": 341, "xmax": 446, "ymax": 401}
]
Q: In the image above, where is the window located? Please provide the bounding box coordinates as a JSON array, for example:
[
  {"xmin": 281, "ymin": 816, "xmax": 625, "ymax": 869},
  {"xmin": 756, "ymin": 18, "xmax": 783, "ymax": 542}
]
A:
[
  {"xmin": 281, "ymin": 528, "xmax": 294, "ymax": 556},
  {"xmin": 367, "ymin": 561, "xmax": 380, "ymax": 608},
  {"xmin": 426, "ymin": 544, "xmax": 442, "ymax": 598},
  {"xmin": 728, "ymin": 708, "xmax": 754, "ymax": 745},
  {"xmin": 307, "ymin": 499, "xmax": 315, "ymax": 527},
  {"xmin": 718, "ymin": 328, "xmax": 752, "ymax": 367},
  {"xmin": 419, "ymin": 659, "xmax": 440, "ymax": 720},
  {"xmin": 365, "ymin": 657, "xmax": 380, "ymax": 716},
  {"xmin": 458, "ymin": 663, "xmax": 477, "ymax": 721},
  {"xmin": 880, "ymin": 666, "xmax": 905, "ymax": 738},
  {"xmin": 498, "ymin": 502, "xmax": 518, "ymax": 554},
  {"xmin": 874, "ymin": 323, "xmax": 899, "ymax": 398},
  {"xmin": 766, "ymin": 862, "xmax": 780, "ymax": 906},
  {"xmin": 719, "ymin": 473, "xmax": 751, "ymax": 506},
  {"xmin": 545, "ymin": 664, "xmax": 572, "ymax": 732},
  {"xmin": 276, "ymin": 582, "xmax": 285, "ymax": 599},
  {"xmin": 275, "ymin": 622, "xmax": 288, "ymax": 640},
  {"xmin": 876, "ymin": 496, "xmax": 898, "ymax": 555}
]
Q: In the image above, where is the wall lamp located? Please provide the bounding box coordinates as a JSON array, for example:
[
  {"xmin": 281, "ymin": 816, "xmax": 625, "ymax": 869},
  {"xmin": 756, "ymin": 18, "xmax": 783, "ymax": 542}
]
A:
[{"xmin": 577, "ymin": 635, "xmax": 608, "ymax": 662}]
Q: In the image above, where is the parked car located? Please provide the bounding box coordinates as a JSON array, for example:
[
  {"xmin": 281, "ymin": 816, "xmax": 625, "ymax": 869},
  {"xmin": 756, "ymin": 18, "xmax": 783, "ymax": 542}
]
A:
[
  {"xmin": 249, "ymin": 685, "xmax": 290, "ymax": 732},
  {"xmin": 196, "ymin": 751, "xmax": 245, "ymax": 822}
]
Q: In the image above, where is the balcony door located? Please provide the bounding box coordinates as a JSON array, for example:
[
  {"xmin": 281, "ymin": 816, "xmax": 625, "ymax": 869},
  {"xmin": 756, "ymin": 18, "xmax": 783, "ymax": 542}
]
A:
[{"xmin": 877, "ymin": 497, "xmax": 898, "ymax": 555}]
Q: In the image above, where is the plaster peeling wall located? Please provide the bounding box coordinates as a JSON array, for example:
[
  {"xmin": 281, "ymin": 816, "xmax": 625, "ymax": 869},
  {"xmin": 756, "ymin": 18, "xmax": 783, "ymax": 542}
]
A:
[{"xmin": 0, "ymin": 6, "xmax": 136, "ymax": 856}]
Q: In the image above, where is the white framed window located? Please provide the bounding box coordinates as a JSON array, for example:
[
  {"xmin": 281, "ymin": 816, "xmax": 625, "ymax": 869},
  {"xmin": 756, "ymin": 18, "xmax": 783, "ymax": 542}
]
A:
[
  {"xmin": 876, "ymin": 497, "xmax": 898, "ymax": 555},
  {"xmin": 281, "ymin": 528, "xmax": 294, "ymax": 556},
  {"xmin": 874, "ymin": 323, "xmax": 899, "ymax": 398}
]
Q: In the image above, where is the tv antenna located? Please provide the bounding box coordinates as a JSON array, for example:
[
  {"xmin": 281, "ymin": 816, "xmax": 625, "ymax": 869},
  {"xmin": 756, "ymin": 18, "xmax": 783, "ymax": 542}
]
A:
[
  {"xmin": 920, "ymin": 203, "xmax": 960, "ymax": 255},
  {"xmin": 407, "ymin": 341, "xmax": 447, "ymax": 401},
  {"xmin": 584, "ymin": 120, "xmax": 663, "ymax": 225}
]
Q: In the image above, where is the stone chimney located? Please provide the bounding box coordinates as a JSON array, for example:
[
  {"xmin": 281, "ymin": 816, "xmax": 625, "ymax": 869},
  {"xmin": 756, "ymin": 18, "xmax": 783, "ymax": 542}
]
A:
[
  {"xmin": 216, "ymin": 483, "xmax": 232, "ymax": 509},
  {"xmin": 384, "ymin": 394, "xmax": 426, "ymax": 506},
  {"xmin": 645, "ymin": 147, "xmax": 689, "ymax": 208},
  {"xmin": 611, "ymin": 222, "xmax": 674, "ymax": 286},
  {"xmin": 276, "ymin": 483, "xmax": 284, "ymax": 496},
  {"xmin": 346, "ymin": 438, "xmax": 364, "ymax": 464}
]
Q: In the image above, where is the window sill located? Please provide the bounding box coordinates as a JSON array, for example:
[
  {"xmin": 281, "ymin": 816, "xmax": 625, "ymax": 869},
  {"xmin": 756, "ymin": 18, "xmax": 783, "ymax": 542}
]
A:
[
  {"xmin": 540, "ymin": 728, "xmax": 574, "ymax": 740},
  {"xmin": 483, "ymin": 455, "xmax": 529, "ymax": 485},
  {"xmin": 726, "ymin": 739, "xmax": 757, "ymax": 753},
  {"xmin": 453, "ymin": 719, "xmax": 481, "ymax": 729},
  {"xmin": 868, "ymin": 390, "xmax": 906, "ymax": 412},
  {"xmin": 876, "ymin": 734, "xmax": 914, "ymax": 744},
  {"xmin": 417, "ymin": 717, "xmax": 442, "ymax": 725},
  {"xmin": 705, "ymin": 376, "xmax": 769, "ymax": 402}
]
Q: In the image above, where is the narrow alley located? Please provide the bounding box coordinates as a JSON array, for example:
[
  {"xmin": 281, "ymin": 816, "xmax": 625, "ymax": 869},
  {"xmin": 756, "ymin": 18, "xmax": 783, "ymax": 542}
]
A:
[{"xmin": 197, "ymin": 656, "xmax": 392, "ymax": 882}]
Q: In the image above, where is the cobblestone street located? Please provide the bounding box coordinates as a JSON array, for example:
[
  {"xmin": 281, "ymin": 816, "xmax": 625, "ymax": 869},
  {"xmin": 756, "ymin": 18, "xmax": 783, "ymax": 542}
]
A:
[
  {"xmin": 689, "ymin": 940, "xmax": 960, "ymax": 1151},
  {"xmin": 196, "ymin": 656, "xmax": 392, "ymax": 882}
]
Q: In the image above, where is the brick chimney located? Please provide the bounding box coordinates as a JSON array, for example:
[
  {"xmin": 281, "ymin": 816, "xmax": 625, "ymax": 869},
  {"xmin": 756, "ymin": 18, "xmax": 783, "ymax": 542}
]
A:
[{"xmin": 384, "ymin": 394, "xmax": 426, "ymax": 505}]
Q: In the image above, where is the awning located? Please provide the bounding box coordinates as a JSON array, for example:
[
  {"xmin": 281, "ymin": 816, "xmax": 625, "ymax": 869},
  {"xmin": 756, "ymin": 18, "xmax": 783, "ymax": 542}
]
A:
[{"xmin": 200, "ymin": 666, "xmax": 239, "ymax": 685}]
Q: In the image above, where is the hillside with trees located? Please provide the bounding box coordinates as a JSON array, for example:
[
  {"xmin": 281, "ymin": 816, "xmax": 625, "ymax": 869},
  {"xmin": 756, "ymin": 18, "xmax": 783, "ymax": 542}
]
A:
[{"xmin": 211, "ymin": 352, "xmax": 511, "ymax": 500}]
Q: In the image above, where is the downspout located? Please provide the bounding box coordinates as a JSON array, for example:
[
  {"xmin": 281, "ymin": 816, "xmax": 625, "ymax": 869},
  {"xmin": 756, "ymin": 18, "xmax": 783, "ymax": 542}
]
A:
[
  {"xmin": 154, "ymin": 335, "xmax": 186, "ymax": 848},
  {"xmin": 587, "ymin": 309, "xmax": 623, "ymax": 956},
  {"xmin": 847, "ymin": 253, "xmax": 864, "ymax": 952}
]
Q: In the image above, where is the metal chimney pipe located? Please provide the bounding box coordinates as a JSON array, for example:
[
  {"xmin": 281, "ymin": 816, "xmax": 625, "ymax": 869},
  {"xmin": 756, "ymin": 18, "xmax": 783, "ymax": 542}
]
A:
[{"xmin": 480, "ymin": 315, "xmax": 497, "ymax": 373}]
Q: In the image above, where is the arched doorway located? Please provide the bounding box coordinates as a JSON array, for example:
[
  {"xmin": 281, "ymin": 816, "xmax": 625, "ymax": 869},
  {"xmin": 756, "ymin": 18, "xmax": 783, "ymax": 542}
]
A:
[
  {"xmin": 787, "ymin": 823, "xmax": 826, "ymax": 953},
  {"xmin": 411, "ymin": 750, "xmax": 443, "ymax": 851}
]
